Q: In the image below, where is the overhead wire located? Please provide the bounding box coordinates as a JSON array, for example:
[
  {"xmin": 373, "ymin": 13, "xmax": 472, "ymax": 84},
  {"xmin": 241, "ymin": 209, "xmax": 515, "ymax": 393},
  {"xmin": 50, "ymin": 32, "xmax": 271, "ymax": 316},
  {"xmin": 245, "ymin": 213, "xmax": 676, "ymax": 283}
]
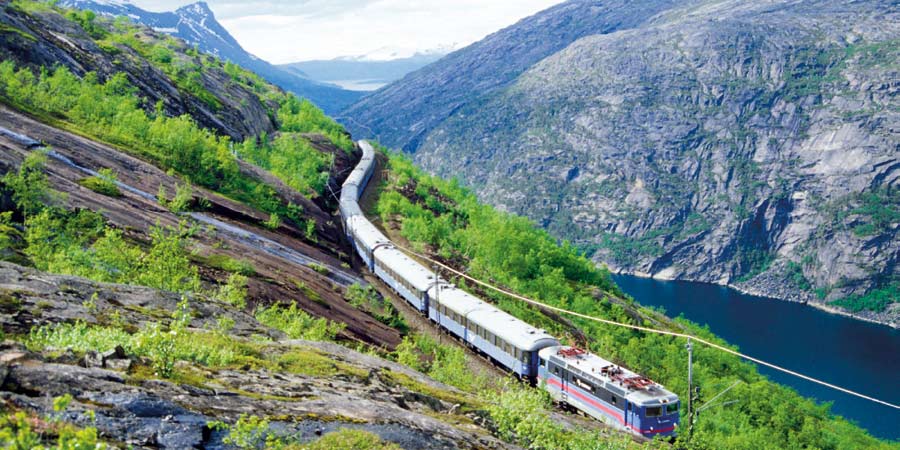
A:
[
  {"xmin": 343, "ymin": 140, "xmax": 898, "ymax": 410},
  {"xmin": 389, "ymin": 243, "xmax": 900, "ymax": 410}
]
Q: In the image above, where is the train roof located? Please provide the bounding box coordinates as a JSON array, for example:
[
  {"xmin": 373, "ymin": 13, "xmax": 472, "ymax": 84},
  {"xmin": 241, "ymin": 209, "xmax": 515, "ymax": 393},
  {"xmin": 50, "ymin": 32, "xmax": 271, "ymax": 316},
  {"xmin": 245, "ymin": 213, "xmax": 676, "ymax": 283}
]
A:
[
  {"xmin": 428, "ymin": 284, "xmax": 487, "ymax": 316},
  {"xmin": 469, "ymin": 306, "xmax": 559, "ymax": 351},
  {"xmin": 429, "ymin": 284, "xmax": 558, "ymax": 351},
  {"xmin": 539, "ymin": 346, "xmax": 678, "ymax": 405},
  {"xmin": 340, "ymin": 198, "xmax": 364, "ymax": 218},
  {"xmin": 348, "ymin": 216, "xmax": 390, "ymax": 248},
  {"xmin": 358, "ymin": 140, "xmax": 375, "ymax": 159},
  {"xmin": 375, "ymin": 246, "xmax": 438, "ymax": 292}
]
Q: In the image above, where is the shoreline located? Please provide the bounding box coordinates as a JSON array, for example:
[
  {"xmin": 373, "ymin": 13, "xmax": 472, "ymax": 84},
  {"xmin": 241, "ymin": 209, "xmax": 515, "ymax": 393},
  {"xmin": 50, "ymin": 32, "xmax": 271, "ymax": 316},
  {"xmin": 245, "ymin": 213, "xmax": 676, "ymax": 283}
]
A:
[{"xmin": 610, "ymin": 269, "xmax": 899, "ymax": 330}]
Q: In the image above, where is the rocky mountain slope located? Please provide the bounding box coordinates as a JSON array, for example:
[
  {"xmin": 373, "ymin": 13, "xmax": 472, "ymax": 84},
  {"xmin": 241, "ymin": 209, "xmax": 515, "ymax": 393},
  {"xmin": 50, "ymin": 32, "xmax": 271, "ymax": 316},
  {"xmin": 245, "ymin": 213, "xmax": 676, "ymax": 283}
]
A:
[
  {"xmin": 342, "ymin": 0, "xmax": 900, "ymax": 326},
  {"xmin": 59, "ymin": 0, "xmax": 363, "ymax": 113}
]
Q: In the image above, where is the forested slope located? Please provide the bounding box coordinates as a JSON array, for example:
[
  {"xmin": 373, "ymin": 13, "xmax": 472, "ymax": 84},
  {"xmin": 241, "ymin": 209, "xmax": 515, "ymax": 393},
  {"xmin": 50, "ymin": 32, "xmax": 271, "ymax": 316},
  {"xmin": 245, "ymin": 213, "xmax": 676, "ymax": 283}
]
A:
[{"xmin": 372, "ymin": 148, "xmax": 898, "ymax": 449}]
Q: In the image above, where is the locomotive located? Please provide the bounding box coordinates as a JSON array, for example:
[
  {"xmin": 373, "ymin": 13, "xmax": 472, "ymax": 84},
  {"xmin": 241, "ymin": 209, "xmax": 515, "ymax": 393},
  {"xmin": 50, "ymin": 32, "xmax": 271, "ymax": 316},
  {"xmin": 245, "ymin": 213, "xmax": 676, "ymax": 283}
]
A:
[{"xmin": 339, "ymin": 141, "xmax": 680, "ymax": 439}]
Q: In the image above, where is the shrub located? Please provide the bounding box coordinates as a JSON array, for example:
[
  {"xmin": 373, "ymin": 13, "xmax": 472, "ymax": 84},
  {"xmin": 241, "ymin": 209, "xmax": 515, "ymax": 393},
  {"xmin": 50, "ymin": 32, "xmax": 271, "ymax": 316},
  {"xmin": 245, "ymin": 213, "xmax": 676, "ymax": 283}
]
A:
[
  {"xmin": 2, "ymin": 150, "xmax": 50, "ymax": 218},
  {"xmin": 254, "ymin": 302, "xmax": 345, "ymax": 341}
]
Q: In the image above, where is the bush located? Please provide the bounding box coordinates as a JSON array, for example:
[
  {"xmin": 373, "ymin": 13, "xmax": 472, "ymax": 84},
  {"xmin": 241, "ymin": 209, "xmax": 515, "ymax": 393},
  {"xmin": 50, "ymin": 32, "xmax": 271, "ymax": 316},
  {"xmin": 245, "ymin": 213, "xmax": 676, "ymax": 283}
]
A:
[
  {"xmin": 833, "ymin": 283, "xmax": 900, "ymax": 313},
  {"xmin": 254, "ymin": 302, "xmax": 345, "ymax": 341},
  {"xmin": 2, "ymin": 150, "xmax": 51, "ymax": 218}
]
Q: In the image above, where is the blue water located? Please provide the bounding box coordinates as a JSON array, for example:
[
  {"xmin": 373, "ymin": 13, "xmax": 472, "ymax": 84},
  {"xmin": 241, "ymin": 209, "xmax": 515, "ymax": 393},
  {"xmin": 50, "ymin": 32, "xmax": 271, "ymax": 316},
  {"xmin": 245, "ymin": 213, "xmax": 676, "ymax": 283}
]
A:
[{"xmin": 612, "ymin": 275, "xmax": 900, "ymax": 441}]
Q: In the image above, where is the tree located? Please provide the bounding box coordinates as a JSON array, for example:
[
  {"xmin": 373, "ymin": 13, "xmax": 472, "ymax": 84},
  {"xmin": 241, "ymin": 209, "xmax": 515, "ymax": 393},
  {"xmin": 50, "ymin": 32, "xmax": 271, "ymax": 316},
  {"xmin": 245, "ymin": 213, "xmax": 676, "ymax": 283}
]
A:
[{"xmin": 2, "ymin": 150, "xmax": 50, "ymax": 219}]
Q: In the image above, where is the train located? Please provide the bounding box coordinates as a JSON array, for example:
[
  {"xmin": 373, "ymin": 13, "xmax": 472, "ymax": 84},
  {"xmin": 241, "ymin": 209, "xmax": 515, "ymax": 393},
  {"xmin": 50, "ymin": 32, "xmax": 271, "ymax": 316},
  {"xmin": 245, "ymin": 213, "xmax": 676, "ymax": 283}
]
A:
[{"xmin": 339, "ymin": 141, "xmax": 680, "ymax": 439}]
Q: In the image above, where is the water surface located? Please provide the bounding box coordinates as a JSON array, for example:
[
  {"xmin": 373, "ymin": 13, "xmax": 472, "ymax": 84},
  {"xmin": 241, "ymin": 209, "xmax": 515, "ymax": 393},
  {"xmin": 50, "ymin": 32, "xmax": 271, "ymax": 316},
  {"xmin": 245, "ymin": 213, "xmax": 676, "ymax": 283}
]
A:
[{"xmin": 613, "ymin": 274, "xmax": 900, "ymax": 441}]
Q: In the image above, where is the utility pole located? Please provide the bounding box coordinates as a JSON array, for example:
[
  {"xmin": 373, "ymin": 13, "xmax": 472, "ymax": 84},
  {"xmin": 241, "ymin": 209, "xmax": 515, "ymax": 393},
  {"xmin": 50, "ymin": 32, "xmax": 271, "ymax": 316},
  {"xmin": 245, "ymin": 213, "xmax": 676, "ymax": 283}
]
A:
[
  {"xmin": 433, "ymin": 264, "xmax": 441, "ymax": 345},
  {"xmin": 686, "ymin": 337, "xmax": 693, "ymax": 439}
]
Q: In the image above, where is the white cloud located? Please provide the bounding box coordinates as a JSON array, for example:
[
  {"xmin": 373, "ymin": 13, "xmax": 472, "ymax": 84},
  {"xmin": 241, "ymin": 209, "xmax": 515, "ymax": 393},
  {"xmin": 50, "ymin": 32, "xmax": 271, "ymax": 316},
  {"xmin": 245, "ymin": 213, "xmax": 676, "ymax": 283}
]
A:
[{"xmin": 127, "ymin": 0, "xmax": 565, "ymax": 63}]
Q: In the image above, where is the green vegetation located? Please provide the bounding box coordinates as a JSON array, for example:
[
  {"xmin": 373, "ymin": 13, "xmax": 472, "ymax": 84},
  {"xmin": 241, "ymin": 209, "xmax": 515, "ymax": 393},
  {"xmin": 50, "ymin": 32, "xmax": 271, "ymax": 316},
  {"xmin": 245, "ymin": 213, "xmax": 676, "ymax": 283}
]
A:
[
  {"xmin": 255, "ymin": 301, "xmax": 345, "ymax": 341},
  {"xmin": 785, "ymin": 261, "xmax": 812, "ymax": 291},
  {"xmin": 25, "ymin": 210, "xmax": 201, "ymax": 294},
  {"xmin": 395, "ymin": 333, "xmax": 486, "ymax": 393},
  {"xmin": 1, "ymin": 151, "xmax": 51, "ymax": 219},
  {"xmin": 197, "ymin": 253, "xmax": 256, "ymax": 276},
  {"xmin": 277, "ymin": 96, "xmax": 354, "ymax": 153},
  {"xmin": 77, "ymin": 168, "xmax": 122, "ymax": 197},
  {"xmin": 833, "ymin": 282, "xmax": 900, "ymax": 313},
  {"xmin": 0, "ymin": 153, "xmax": 256, "ymax": 310},
  {"xmin": 375, "ymin": 150, "xmax": 896, "ymax": 449},
  {"xmin": 157, "ymin": 182, "xmax": 195, "ymax": 212},
  {"xmin": 210, "ymin": 415, "xmax": 401, "ymax": 450},
  {"xmin": 849, "ymin": 188, "xmax": 900, "ymax": 237},
  {"xmin": 735, "ymin": 247, "xmax": 774, "ymax": 283},
  {"xmin": 0, "ymin": 404, "xmax": 108, "ymax": 449},
  {"xmin": 0, "ymin": 23, "xmax": 38, "ymax": 42},
  {"xmin": 489, "ymin": 383, "xmax": 640, "ymax": 450},
  {"xmin": 303, "ymin": 428, "xmax": 402, "ymax": 450},
  {"xmin": 345, "ymin": 283, "xmax": 408, "ymax": 332},
  {"xmin": 237, "ymin": 132, "xmax": 334, "ymax": 198}
]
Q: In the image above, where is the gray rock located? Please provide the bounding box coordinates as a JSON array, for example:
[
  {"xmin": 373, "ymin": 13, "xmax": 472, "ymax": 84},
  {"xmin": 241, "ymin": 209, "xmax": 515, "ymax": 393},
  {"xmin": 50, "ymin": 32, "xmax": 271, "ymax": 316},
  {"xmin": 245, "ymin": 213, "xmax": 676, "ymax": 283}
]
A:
[{"xmin": 84, "ymin": 350, "xmax": 104, "ymax": 369}]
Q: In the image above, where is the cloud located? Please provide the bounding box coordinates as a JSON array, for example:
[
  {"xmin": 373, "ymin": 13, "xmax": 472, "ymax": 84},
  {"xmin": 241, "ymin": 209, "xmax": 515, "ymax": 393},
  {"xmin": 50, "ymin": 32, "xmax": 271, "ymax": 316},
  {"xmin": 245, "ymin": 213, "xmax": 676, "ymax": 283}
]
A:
[{"xmin": 128, "ymin": 0, "xmax": 565, "ymax": 63}]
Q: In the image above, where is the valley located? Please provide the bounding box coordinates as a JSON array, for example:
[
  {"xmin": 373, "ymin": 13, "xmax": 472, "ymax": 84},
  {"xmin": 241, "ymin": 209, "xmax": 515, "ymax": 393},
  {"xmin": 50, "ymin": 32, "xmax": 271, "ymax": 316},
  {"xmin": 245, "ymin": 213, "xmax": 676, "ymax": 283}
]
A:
[
  {"xmin": 342, "ymin": 0, "xmax": 900, "ymax": 328},
  {"xmin": 0, "ymin": 1, "xmax": 897, "ymax": 449}
]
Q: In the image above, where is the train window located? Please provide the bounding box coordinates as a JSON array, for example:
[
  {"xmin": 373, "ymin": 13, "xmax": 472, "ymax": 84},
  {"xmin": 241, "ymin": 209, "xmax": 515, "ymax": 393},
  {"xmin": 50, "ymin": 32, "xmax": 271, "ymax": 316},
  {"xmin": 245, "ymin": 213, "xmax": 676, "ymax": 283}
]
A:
[
  {"xmin": 522, "ymin": 351, "xmax": 530, "ymax": 363},
  {"xmin": 553, "ymin": 366, "xmax": 559, "ymax": 375},
  {"xmin": 611, "ymin": 395, "xmax": 617, "ymax": 405},
  {"xmin": 666, "ymin": 403, "xmax": 679, "ymax": 415},
  {"xmin": 539, "ymin": 358, "xmax": 545, "ymax": 368},
  {"xmin": 646, "ymin": 407, "xmax": 662, "ymax": 417}
]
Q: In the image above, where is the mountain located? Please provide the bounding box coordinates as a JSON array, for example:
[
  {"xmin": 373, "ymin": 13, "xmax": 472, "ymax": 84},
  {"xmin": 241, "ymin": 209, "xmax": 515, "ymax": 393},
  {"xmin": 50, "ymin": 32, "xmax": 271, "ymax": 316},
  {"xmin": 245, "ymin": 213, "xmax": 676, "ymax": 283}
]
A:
[
  {"xmin": 280, "ymin": 52, "xmax": 446, "ymax": 91},
  {"xmin": 339, "ymin": 0, "xmax": 679, "ymax": 150},
  {"xmin": 59, "ymin": 0, "xmax": 362, "ymax": 113},
  {"xmin": 341, "ymin": 0, "xmax": 900, "ymax": 325}
]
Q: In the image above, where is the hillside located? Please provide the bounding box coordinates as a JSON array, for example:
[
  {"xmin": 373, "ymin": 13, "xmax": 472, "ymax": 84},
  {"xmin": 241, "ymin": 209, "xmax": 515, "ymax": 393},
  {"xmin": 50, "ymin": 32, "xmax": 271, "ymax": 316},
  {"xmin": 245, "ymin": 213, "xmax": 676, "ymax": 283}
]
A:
[
  {"xmin": 59, "ymin": 0, "xmax": 363, "ymax": 113},
  {"xmin": 0, "ymin": 2, "xmax": 657, "ymax": 448},
  {"xmin": 342, "ymin": 0, "xmax": 900, "ymax": 326}
]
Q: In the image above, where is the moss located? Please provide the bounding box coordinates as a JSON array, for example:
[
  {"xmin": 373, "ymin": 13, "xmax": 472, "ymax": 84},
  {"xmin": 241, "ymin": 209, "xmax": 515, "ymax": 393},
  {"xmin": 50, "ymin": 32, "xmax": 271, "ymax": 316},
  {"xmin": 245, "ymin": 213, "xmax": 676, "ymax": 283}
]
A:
[
  {"xmin": 0, "ymin": 24, "xmax": 37, "ymax": 42},
  {"xmin": 276, "ymin": 348, "xmax": 368, "ymax": 380},
  {"xmin": 193, "ymin": 253, "xmax": 256, "ymax": 276},
  {"xmin": 123, "ymin": 304, "xmax": 171, "ymax": 320},
  {"xmin": 381, "ymin": 370, "xmax": 475, "ymax": 407},
  {"xmin": 0, "ymin": 289, "xmax": 24, "ymax": 313},
  {"xmin": 77, "ymin": 176, "xmax": 122, "ymax": 197}
]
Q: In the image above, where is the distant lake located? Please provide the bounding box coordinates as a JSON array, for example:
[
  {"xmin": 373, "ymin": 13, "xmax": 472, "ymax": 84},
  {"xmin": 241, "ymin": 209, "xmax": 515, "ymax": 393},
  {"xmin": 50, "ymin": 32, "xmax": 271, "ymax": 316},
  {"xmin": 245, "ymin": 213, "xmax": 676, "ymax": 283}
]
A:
[
  {"xmin": 613, "ymin": 275, "xmax": 900, "ymax": 441},
  {"xmin": 326, "ymin": 79, "xmax": 388, "ymax": 91}
]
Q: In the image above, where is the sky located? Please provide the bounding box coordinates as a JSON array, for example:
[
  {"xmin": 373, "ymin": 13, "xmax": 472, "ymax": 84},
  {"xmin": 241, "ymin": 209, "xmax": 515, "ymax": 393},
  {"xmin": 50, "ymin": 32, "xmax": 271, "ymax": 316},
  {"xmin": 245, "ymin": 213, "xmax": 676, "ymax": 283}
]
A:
[{"xmin": 127, "ymin": 0, "xmax": 566, "ymax": 63}]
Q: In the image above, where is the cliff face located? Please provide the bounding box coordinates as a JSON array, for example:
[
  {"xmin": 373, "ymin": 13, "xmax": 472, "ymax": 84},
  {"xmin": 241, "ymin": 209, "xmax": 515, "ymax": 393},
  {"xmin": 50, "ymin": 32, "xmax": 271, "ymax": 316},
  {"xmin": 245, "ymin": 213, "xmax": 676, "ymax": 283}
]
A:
[{"xmin": 345, "ymin": 0, "xmax": 900, "ymax": 325}]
